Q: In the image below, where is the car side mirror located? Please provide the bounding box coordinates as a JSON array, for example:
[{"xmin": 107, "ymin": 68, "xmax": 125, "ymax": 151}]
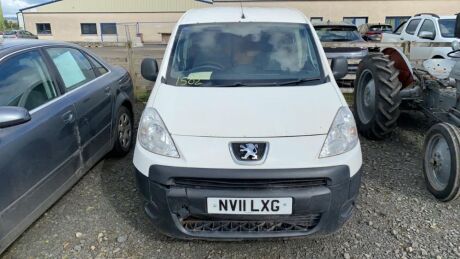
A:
[
  {"xmin": 141, "ymin": 58, "xmax": 159, "ymax": 82},
  {"xmin": 455, "ymin": 13, "xmax": 460, "ymax": 38},
  {"xmin": 419, "ymin": 31, "xmax": 435, "ymax": 40},
  {"xmin": 0, "ymin": 106, "xmax": 31, "ymax": 128},
  {"xmin": 331, "ymin": 58, "xmax": 348, "ymax": 80}
]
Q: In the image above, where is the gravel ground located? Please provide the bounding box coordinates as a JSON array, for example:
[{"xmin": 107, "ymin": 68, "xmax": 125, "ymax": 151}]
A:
[{"xmin": 2, "ymin": 104, "xmax": 460, "ymax": 259}]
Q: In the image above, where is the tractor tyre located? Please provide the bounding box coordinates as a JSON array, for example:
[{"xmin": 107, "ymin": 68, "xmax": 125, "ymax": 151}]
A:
[
  {"xmin": 423, "ymin": 123, "xmax": 460, "ymax": 202},
  {"xmin": 354, "ymin": 53, "xmax": 402, "ymax": 140}
]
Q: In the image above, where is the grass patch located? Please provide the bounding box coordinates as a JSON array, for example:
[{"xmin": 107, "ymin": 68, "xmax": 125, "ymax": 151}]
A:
[
  {"xmin": 136, "ymin": 90, "xmax": 151, "ymax": 103},
  {"xmin": 343, "ymin": 92, "xmax": 354, "ymax": 106}
]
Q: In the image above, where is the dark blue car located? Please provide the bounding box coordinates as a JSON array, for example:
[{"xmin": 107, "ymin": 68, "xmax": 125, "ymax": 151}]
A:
[{"xmin": 0, "ymin": 40, "xmax": 134, "ymax": 252}]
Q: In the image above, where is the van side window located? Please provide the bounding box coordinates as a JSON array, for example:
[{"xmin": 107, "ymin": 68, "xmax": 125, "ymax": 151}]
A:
[
  {"xmin": 405, "ymin": 19, "xmax": 421, "ymax": 35},
  {"xmin": 0, "ymin": 50, "xmax": 58, "ymax": 110},
  {"xmin": 46, "ymin": 47, "xmax": 96, "ymax": 91}
]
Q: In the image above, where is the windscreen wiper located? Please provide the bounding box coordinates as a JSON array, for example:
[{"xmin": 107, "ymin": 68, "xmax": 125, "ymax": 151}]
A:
[{"xmin": 275, "ymin": 77, "xmax": 322, "ymax": 86}]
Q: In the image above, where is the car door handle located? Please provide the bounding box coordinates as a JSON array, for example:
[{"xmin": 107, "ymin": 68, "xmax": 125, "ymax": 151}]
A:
[
  {"xmin": 62, "ymin": 111, "xmax": 75, "ymax": 124},
  {"xmin": 104, "ymin": 86, "xmax": 111, "ymax": 95}
]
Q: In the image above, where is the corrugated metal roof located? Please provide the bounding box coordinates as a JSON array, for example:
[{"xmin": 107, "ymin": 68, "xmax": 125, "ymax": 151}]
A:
[{"xmin": 21, "ymin": 0, "xmax": 208, "ymax": 13}]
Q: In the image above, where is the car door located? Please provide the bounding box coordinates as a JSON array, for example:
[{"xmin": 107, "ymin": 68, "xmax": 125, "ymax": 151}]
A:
[
  {"xmin": 412, "ymin": 19, "xmax": 437, "ymax": 60},
  {"xmin": 0, "ymin": 49, "xmax": 80, "ymax": 251},
  {"xmin": 401, "ymin": 18, "xmax": 422, "ymax": 42},
  {"xmin": 44, "ymin": 47, "xmax": 114, "ymax": 167}
]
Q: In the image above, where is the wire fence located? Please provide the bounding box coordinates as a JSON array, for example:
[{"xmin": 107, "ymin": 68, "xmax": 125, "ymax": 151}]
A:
[{"xmin": 98, "ymin": 22, "xmax": 176, "ymax": 44}]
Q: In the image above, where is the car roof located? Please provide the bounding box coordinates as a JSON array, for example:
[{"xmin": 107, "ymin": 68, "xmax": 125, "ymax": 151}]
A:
[
  {"xmin": 0, "ymin": 40, "xmax": 79, "ymax": 59},
  {"xmin": 179, "ymin": 7, "xmax": 308, "ymax": 25},
  {"xmin": 313, "ymin": 21, "xmax": 357, "ymax": 27},
  {"xmin": 367, "ymin": 24, "xmax": 392, "ymax": 27},
  {"xmin": 439, "ymin": 15, "xmax": 456, "ymax": 19}
]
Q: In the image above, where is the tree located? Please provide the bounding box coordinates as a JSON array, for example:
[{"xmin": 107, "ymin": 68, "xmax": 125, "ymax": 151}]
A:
[{"xmin": 0, "ymin": 1, "xmax": 4, "ymax": 32}]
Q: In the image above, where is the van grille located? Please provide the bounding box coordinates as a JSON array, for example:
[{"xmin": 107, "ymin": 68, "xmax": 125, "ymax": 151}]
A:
[
  {"xmin": 173, "ymin": 178, "xmax": 327, "ymax": 189},
  {"xmin": 181, "ymin": 215, "xmax": 321, "ymax": 233}
]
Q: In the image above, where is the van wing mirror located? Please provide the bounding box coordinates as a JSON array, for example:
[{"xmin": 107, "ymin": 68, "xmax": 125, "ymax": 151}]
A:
[
  {"xmin": 419, "ymin": 31, "xmax": 435, "ymax": 40},
  {"xmin": 141, "ymin": 58, "xmax": 159, "ymax": 82},
  {"xmin": 331, "ymin": 58, "xmax": 348, "ymax": 80},
  {"xmin": 455, "ymin": 13, "xmax": 460, "ymax": 38},
  {"xmin": 0, "ymin": 106, "xmax": 31, "ymax": 128}
]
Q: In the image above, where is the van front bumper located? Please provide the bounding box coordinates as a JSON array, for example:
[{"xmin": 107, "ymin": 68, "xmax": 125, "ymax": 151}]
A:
[{"xmin": 135, "ymin": 165, "xmax": 361, "ymax": 240}]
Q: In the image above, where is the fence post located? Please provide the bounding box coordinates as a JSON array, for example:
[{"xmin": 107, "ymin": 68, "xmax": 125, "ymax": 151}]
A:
[{"xmin": 125, "ymin": 25, "xmax": 137, "ymax": 97}]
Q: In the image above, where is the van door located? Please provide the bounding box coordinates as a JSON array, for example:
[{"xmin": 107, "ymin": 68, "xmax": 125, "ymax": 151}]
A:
[
  {"xmin": 0, "ymin": 50, "xmax": 80, "ymax": 252},
  {"xmin": 412, "ymin": 19, "xmax": 437, "ymax": 60},
  {"xmin": 44, "ymin": 47, "xmax": 113, "ymax": 167}
]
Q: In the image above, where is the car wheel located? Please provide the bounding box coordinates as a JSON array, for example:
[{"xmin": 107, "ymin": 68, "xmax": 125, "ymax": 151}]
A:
[
  {"xmin": 112, "ymin": 106, "xmax": 134, "ymax": 157},
  {"xmin": 353, "ymin": 53, "xmax": 402, "ymax": 140},
  {"xmin": 423, "ymin": 123, "xmax": 460, "ymax": 202}
]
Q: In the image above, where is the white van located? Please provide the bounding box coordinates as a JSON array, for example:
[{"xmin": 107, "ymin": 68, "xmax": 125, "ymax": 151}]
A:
[{"xmin": 133, "ymin": 7, "xmax": 362, "ymax": 239}]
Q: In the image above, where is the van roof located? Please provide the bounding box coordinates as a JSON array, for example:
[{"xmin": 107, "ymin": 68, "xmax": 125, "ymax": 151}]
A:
[{"xmin": 179, "ymin": 7, "xmax": 308, "ymax": 25}]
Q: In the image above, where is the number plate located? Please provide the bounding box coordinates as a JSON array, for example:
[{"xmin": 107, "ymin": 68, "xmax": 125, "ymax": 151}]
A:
[{"xmin": 207, "ymin": 198, "xmax": 292, "ymax": 215}]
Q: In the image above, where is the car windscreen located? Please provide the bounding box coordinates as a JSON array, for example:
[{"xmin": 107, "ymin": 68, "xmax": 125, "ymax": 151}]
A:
[
  {"xmin": 315, "ymin": 26, "xmax": 362, "ymax": 42},
  {"xmin": 370, "ymin": 25, "xmax": 393, "ymax": 32},
  {"xmin": 166, "ymin": 23, "xmax": 324, "ymax": 87},
  {"xmin": 438, "ymin": 19, "xmax": 456, "ymax": 38}
]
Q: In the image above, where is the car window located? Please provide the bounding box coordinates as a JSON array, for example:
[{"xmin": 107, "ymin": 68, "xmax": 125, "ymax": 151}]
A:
[
  {"xmin": 315, "ymin": 25, "xmax": 362, "ymax": 42},
  {"xmin": 438, "ymin": 19, "xmax": 456, "ymax": 38},
  {"xmin": 418, "ymin": 19, "xmax": 436, "ymax": 37},
  {"xmin": 167, "ymin": 23, "xmax": 323, "ymax": 87},
  {"xmin": 369, "ymin": 25, "xmax": 393, "ymax": 32},
  {"xmin": 0, "ymin": 50, "xmax": 58, "ymax": 110},
  {"xmin": 394, "ymin": 22, "xmax": 407, "ymax": 35},
  {"xmin": 405, "ymin": 19, "xmax": 421, "ymax": 35},
  {"xmin": 86, "ymin": 54, "xmax": 109, "ymax": 75},
  {"xmin": 46, "ymin": 48, "xmax": 97, "ymax": 91}
]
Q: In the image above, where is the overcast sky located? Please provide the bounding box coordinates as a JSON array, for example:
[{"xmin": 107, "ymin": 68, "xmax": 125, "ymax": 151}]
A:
[{"xmin": 2, "ymin": 0, "xmax": 49, "ymax": 17}]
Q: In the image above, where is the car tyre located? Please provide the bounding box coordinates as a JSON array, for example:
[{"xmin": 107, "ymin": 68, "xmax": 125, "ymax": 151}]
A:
[
  {"xmin": 423, "ymin": 123, "xmax": 460, "ymax": 202},
  {"xmin": 354, "ymin": 53, "xmax": 402, "ymax": 140},
  {"xmin": 112, "ymin": 106, "xmax": 134, "ymax": 157}
]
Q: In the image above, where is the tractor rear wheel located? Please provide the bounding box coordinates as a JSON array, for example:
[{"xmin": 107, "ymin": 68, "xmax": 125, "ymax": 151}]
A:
[
  {"xmin": 423, "ymin": 123, "xmax": 460, "ymax": 202},
  {"xmin": 354, "ymin": 53, "xmax": 402, "ymax": 140}
]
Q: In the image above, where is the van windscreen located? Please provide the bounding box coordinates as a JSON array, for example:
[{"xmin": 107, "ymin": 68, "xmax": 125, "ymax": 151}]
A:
[{"xmin": 166, "ymin": 23, "xmax": 324, "ymax": 87}]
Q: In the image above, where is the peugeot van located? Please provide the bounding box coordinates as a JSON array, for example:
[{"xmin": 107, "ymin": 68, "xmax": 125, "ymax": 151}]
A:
[{"xmin": 133, "ymin": 7, "xmax": 362, "ymax": 239}]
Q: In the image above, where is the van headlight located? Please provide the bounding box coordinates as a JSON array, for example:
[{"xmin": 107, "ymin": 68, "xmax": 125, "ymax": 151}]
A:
[
  {"xmin": 319, "ymin": 107, "xmax": 358, "ymax": 158},
  {"xmin": 138, "ymin": 108, "xmax": 179, "ymax": 158}
]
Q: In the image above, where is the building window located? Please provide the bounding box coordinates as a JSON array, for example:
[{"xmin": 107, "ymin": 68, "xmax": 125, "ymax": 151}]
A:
[
  {"xmin": 36, "ymin": 23, "xmax": 51, "ymax": 35},
  {"xmin": 81, "ymin": 23, "xmax": 97, "ymax": 35},
  {"xmin": 101, "ymin": 23, "xmax": 117, "ymax": 35},
  {"xmin": 343, "ymin": 17, "xmax": 368, "ymax": 27},
  {"xmin": 311, "ymin": 17, "xmax": 323, "ymax": 23},
  {"xmin": 385, "ymin": 16, "xmax": 411, "ymax": 30}
]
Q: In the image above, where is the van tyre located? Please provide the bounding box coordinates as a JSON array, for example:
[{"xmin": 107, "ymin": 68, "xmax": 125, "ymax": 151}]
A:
[
  {"xmin": 423, "ymin": 123, "xmax": 460, "ymax": 202},
  {"xmin": 112, "ymin": 106, "xmax": 134, "ymax": 157},
  {"xmin": 354, "ymin": 53, "xmax": 402, "ymax": 140}
]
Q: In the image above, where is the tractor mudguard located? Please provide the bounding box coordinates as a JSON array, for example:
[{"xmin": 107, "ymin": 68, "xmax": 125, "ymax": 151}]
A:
[{"xmin": 382, "ymin": 47, "xmax": 415, "ymax": 88}]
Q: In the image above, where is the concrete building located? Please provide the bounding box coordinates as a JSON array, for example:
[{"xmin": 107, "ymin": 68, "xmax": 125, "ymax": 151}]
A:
[{"xmin": 18, "ymin": 0, "xmax": 458, "ymax": 43}]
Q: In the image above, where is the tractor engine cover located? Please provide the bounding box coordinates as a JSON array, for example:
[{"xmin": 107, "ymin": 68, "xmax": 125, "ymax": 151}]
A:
[{"xmin": 423, "ymin": 59, "xmax": 457, "ymax": 79}]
